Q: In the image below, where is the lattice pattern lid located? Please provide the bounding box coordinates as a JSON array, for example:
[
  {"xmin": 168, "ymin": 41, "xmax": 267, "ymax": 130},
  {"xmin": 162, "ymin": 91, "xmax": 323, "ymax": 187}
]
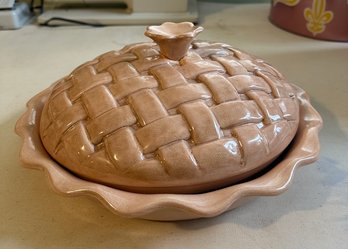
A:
[{"xmin": 39, "ymin": 22, "xmax": 300, "ymax": 194}]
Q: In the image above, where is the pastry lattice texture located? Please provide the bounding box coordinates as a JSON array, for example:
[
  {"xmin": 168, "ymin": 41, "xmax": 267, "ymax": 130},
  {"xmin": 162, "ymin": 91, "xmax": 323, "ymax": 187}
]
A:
[{"xmin": 40, "ymin": 41, "xmax": 299, "ymax": 193}]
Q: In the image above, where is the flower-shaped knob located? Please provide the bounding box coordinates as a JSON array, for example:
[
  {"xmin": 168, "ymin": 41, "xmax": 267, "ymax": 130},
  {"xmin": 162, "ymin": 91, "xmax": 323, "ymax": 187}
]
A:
[{"xmin": 145, "ymin": 22, "xmax": 204, "ymax": 61}]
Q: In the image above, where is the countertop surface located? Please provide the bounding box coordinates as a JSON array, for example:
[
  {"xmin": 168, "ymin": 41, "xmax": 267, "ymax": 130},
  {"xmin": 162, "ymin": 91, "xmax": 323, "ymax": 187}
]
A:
[{"xmin": 1, "ymin": 2, "xmax": 347, "ymax": 249}]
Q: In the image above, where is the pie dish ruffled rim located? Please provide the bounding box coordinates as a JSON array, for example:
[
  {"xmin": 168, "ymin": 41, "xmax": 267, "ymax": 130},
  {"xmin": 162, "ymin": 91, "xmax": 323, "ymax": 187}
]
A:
[{"xmin": 15, "ymin": 82, "xmax": 322, "ymax": 220}]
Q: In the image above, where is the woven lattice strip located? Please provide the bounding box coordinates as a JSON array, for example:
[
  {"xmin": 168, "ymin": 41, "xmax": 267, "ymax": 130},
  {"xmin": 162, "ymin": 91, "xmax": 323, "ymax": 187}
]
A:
[
  {"xmin": 86, "ymin": 105, "xmax": 137, "ymax": 144},
  {"xmin": 179, "ymin": 101, "xmax": 222, "ymax": 144},
  {"xmin": 150, "ymin": 64, "xmax": 187, "ymax": 89},
  {"xmin": 81, "ymin": 85, "xmax": 118, "ymax": 119},
  {"xmin": 128, "ymin": 89, "xmax": 168, "ymax": 126},
  {"xmin": 68, "ymin": 66, "xmax": 112, "ymax": 101},
  {"xmin": 198, "ymin": 73, "xmax": 240, "ymax": 103}
]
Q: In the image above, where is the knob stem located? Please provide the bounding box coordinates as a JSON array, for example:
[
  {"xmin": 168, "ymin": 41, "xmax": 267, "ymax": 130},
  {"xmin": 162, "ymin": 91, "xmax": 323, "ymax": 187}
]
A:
[{"xmin": 145, "ymin": 22, "xmax": 203, "ymax": 61}]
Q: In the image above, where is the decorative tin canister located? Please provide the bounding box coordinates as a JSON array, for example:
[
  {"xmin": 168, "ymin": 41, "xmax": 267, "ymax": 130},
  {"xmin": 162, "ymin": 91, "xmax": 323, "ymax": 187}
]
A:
[{"xmin": 270, "ymin": 0, "xmax": 348, "ymax": 41}]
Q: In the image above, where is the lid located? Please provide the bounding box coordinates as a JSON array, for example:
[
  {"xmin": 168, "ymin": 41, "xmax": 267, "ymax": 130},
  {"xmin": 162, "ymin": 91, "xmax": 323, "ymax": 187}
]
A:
[{"xmin": 39, "ymin": 22, "xmax": 299, "ymax": 194}]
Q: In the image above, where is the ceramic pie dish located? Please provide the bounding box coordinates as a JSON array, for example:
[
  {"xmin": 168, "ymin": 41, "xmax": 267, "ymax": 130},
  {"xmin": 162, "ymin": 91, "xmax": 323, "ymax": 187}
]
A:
[{"xmin": 15, "ymin": 22, "xmax": 322, "ymax": 220}]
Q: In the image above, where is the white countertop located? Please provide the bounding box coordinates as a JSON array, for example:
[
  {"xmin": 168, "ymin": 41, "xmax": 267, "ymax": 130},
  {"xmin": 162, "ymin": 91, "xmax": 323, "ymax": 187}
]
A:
[{"xmin": 1, "ymin": 3, "xmax": 348, "ymax": 249}]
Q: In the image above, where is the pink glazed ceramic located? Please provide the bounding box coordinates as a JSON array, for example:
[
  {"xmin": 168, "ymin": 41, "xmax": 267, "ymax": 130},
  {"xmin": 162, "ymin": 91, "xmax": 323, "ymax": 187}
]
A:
[
  {"xmin": 15, "ymin": 22, "xmax": 322, "ymax": 220},
  {"xmin": 270, "ymin": 0, "xmax": 348, "ymax": 41}
]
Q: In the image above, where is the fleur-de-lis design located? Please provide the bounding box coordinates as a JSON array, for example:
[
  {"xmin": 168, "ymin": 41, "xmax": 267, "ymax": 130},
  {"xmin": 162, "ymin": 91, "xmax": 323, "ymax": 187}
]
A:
[
  {"xmin": 304, "ymin": 0, "xmax": 334, "ymax": 36},
  {"xmin": 273, "ymin": 0, "xmax": 300, "ymax": 6}
]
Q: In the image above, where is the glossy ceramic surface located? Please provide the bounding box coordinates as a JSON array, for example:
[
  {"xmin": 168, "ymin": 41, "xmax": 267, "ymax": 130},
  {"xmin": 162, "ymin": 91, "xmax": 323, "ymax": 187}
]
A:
[
  {"xmin": 37, "ymin": 22, "xmax": 300, "ymax": 194},
  {"xmin": 15, "ymin": 83, "xmax": 322, "ymax": 220},
  {"xmin": 145, "ymin": 22, "xmax": 204, "ymax": 60}
]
